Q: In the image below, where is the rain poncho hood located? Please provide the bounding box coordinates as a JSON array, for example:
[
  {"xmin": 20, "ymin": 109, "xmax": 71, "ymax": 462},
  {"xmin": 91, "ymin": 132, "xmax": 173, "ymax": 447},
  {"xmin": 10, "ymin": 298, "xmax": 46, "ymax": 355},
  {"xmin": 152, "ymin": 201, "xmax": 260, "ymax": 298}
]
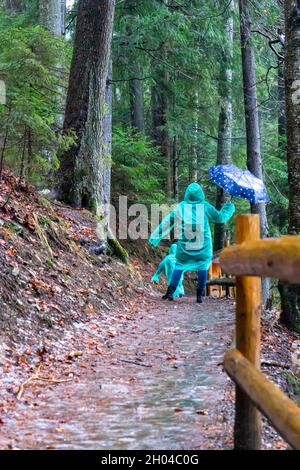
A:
[
  {"xmin": 151, "ymin": 244, "xmax": 184, "ymax": 297},
  {"xmin": 184, "ymin": 182, "xmax": 205, "ymax": 204},
  {"xmin": 149, "ymin": 183, "xmax": 235, "ymax": 272}
]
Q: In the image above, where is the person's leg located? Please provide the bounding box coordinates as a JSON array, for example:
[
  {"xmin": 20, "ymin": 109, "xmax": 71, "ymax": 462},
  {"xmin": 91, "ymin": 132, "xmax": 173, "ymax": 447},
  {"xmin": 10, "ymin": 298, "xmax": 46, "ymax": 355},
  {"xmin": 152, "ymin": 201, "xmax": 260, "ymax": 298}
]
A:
[
  {"xmin": 197, "ymin": 270, "xmax": 208, "ymax": 303},
  {"xmin": 170, "ymin": 269, "xmax": 183, "ymax": 289},
  {"xmin": 176, "ymin": 272, "xmax": 185, "ymax": 298},
  {"xmin": 197, "ymin": 270, "xmax": 208, "ymax": 291},
  {"xmin": 162, "ymin": 269, "xmax": 183, "ymax": 301}
]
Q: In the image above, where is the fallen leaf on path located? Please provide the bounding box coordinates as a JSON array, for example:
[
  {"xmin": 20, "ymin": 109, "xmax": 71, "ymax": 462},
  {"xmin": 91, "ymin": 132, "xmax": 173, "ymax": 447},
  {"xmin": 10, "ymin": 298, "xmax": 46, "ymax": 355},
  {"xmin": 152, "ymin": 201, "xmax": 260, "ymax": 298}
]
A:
[
  {"xmin": 108, "ymin": 328, "xmax": 116, "ymax": 338},
  {"xmin": 17, "ymin": 356, "xmax": 27, "ymax": 365},
  {"xmin": 67, "ymin": 350, "xmax": 83, "ymax": 359},
  {"xmin": 7, "ymin": 246, "xmax": 17, "ymax": 257},
  {"xmin": 84, "ymin": 303, "xmax": 94, "ymax": 314}
]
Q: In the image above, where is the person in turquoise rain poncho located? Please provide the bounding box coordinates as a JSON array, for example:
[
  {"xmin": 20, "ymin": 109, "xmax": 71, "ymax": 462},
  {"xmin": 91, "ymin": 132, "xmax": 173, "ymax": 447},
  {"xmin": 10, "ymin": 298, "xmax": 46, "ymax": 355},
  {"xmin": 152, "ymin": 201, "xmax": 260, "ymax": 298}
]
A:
[
  {"xmin": 149, "ymin": 182, "xmax": 235, "ymax": 303},
  {"xmin": 151, "ymin": 244, "xmax": 184, "ymax": 299}
]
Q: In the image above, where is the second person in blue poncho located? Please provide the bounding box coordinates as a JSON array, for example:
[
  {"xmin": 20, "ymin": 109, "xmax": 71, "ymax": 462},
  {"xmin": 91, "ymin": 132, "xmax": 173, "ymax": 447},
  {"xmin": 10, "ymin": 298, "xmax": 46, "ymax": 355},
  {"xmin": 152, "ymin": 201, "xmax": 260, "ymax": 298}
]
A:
[
  {"xmin": 151, "ymin": 244, "xmax": 184, "ymax": 299},
  {"xmin": 149, "ymin": 182, "xmax": 235, "ymax": 303}
]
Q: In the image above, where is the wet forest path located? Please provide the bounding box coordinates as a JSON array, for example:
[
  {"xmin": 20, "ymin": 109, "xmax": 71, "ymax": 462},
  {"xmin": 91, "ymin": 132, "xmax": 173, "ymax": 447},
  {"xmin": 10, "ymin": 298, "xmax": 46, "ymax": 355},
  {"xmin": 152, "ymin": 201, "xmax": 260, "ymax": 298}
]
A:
[{"xmin": 3, "ymin": 295, "xmax": 235, "ymax": 450}]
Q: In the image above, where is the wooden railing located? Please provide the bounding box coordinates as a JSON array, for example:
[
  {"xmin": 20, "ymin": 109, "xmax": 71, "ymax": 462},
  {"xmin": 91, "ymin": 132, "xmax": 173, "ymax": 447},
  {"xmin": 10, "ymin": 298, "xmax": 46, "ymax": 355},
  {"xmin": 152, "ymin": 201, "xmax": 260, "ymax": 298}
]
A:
[{"xmin": 220, "ymin": 214, "xmax": 300, "ymax": 450}]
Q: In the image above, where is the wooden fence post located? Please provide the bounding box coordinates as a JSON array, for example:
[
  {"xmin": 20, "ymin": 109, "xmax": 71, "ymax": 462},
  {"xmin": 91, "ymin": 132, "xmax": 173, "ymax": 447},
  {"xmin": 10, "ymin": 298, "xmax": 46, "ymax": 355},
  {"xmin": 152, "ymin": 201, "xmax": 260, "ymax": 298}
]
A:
[
  {"xmin": 223, "ymin": 238, "xmax": 231, "ymax": 297},
  {"xmin": 234, "ymin": 214, "xmax": 262, "ymax": 450}
]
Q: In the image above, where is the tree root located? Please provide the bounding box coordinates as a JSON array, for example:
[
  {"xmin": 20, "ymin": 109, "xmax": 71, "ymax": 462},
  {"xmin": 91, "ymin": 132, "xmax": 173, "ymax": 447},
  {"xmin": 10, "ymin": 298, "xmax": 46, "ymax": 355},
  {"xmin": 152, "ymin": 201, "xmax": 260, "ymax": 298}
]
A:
[
  {"xmin": 17, "ymin": 373, "xmax": 73, "ymax": 400},
  {"xmin": 32, "ymin": 213, "xmax": 53, "ymax": 256},
  {"xmin": 261, "ymin": 360, "xmax": 290, "ymax": 369},
  {"xmin": 108, "ymin": 237, "xmax": 129, "ymax": 264}
]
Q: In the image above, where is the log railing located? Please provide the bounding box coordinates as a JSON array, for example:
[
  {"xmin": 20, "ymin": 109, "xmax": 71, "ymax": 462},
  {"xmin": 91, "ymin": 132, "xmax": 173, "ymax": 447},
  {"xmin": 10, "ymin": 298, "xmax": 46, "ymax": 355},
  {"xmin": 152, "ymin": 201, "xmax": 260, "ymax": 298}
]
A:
[{"xmin": 220, "ymin": 214, "xmax": 300, "ymax": 450}]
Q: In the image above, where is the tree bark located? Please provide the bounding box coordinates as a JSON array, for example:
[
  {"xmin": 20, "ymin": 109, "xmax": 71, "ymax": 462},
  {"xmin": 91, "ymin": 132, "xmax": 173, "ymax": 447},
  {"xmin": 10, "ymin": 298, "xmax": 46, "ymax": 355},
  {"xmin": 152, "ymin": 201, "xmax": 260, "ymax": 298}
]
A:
[
  {"xmin": 239, "ymin": 0, "xmax": 268, "ymax": 239},
  {"xmin": 189, "ymin": 145, "xmax": 198, "ymax": 182},
  {"xmin": 39, "ymin": 1, "xmax": 66, "ymax": 128},
  {"xmin": 239, "ymin": 0, "xmax": 269, "ymax": 304},
  {"xmin": 151, "ymin": 0, "xmax": 172, "ymax": 198},
  {"xmin": 277, "ymin": 0, "xmax": 286, "ymax": 153},
  {"xmin": 278, "ymin": 62, "xmax": 287, "ymax": 153},
  {"xmin": 129, "ymin": 73, "xmax": 145, "ymax": 133},
  {"xmin": 151, "ymin": 74, "xmax": 172, "ymax": 198},
  {"xmin": 39, "ymin": 0, "xmax": 66, "ymax": 36},
  {"xmin": 214, "ymin": 0, "xmax": 234, "ymax": 252},
  {"xmin": 103, "ymin": 57, "xmax": 112, "ymax": 237},
  {"xmin": 172, "ymin": 136, "xmax": 179, "ymax": 201},
  {"xmin": 4, "ymin": 0, "xmax": 23, "ymax": 12},
  {"xmin": 280, "ymin": 0, "xmax": 300, "ymax": 333},
  {"xmin": 58, "ymin": 0, "xmax": 115, "ymax": 214},
  {"xmin": 124, "ymin": 0, "xmax": 145, "ymax": 133},
  {"xmin": 190, "ymin": 90, "xmax": 199, "ymax": 183},
  {"xmin": 0, "ymin": 123, "xmax": 9, "ymax": 182}
]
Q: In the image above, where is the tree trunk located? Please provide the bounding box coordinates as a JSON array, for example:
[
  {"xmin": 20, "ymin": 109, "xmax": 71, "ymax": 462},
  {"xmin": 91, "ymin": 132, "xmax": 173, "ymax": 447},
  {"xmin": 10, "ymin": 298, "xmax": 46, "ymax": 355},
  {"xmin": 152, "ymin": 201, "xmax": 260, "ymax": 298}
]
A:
[
  {"xmin": 5, "ymin": 0, "xmax": 23, "ymax": 12},
  {"xmin": 277, "ymin": 0, "xmax": 286, "ymax": 152},
  {"xmin": 172, "ymin": 136, "xmax": 179, "ymax": 201},
  {"xmin": 239, "ymin": 0, "xmax": 268, "ymax": 238},
  {"xmin": 124, "ymin": 0, "xmax": 145, "ymax": 133},
  {"xmin": 277, "ymin": 1, "xmax": 286, "ymax": 154},
  {"xmin": 169, "ymin": 77, "xmax": 178, "ymax": 201},
  {"xmin": 58, "ymin": 0, "xmax": 115, "ymax": 214},
  {"xmin": 239, "ymin": 0, "xmax": 269, "ymax": 304},
  {"xmin": 39, "ymin": 0, "xmax": 66, "ymax": 36},
  {"xmin": 129, "ymin": 74, "xmax": 145, "ymax": 133},
  {"xmin": 102, "ymin": 57, "xmax": 112, "ymax": 237},
  {"xmin": 39, "ymin": 1, "xmax": 66, "ymax": 128},
  {"xmin": 151, "ymin": 0, "xmax": 172, "ymax": 198},
  {"xmin": 214, "ymin": 0, "xmax": 234, "ymax": 252},
  {"xmin": 278, "ymin": 62, "xmax": 287, "ymax": 154},
  {"xmin": 0, "ymin": 123, "xmax": 9, "ymax": 182},
  {"xmin": 189, "ymin": 145, "xmax": 198, "ymax": 182},
  {"xmin": 190, "ymin": 90, "xmax": 199, "ymax": 183},
  {"xmin": 151, "ymin": 75, "xmax": 172, "ymax": 198},
  {"xmin": 280, "ymin": 0, "xmax": 300, "ymax": 333}
]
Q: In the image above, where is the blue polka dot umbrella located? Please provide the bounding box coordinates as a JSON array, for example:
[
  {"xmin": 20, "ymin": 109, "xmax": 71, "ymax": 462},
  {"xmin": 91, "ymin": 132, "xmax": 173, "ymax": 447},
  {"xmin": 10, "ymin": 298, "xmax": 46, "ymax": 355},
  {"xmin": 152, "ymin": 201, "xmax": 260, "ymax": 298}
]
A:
[{"xmin": 209, "ymin": 164, "xmax": 270, "ymax": 204}]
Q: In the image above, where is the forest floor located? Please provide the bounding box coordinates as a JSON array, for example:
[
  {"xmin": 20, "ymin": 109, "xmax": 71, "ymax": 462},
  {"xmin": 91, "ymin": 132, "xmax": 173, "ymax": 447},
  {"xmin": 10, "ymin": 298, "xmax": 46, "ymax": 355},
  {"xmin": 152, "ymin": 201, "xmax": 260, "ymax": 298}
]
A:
[{"xmin": 0, "ymin": 173, "xmax": 299, "ymax": 450}]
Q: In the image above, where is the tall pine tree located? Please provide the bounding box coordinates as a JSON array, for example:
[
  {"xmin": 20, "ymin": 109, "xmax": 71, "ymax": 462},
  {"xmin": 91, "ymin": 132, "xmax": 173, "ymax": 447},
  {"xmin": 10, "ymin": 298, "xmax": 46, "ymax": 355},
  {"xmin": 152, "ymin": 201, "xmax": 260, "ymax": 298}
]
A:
[{"xmin": 58, "ymin": 0, "xmax": 115, "ymax": 214}]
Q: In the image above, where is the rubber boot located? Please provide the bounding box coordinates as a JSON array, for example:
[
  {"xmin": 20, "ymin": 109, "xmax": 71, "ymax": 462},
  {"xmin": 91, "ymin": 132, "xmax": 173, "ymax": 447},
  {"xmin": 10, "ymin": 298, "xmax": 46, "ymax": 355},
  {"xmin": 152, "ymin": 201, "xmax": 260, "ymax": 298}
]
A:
[
  {"xmin": 162, "ymin": 285, "xmax": 176, "ymax": 301},
  {"xmin": 197, "ymin": 288, "xmax": 205, "ymax": 304}
]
